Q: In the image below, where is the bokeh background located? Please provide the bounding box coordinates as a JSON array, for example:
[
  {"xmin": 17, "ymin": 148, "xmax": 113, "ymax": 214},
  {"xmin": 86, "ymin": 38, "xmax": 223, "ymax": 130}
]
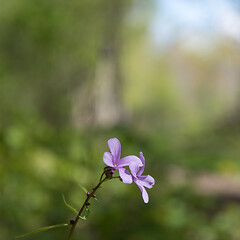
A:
[{"xmin": 1, "ymin": 0, "xmax": 240, "ymax": 239}]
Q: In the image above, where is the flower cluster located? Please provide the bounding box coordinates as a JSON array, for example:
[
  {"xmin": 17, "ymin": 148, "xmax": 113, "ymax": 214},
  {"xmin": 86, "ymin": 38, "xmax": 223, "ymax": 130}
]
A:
[{"xmin": 103, "ymin": 138, "xmax": 155, "ymax": 203}]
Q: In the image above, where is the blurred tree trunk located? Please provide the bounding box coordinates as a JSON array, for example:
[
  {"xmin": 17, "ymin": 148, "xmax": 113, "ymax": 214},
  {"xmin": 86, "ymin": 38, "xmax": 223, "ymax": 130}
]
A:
[
  {"xmin": 214, "ymin": 55, "xmax": 240, "ymax": 131},
  {"xmin": 93, "ymin": 1, "xmax": 125, "ymax": 127},
  {"xmin": 93, "ymin": 46, "xmax": 122, "ymax": 127},
  {"xmin": 72, "ymin": 0, "xmax": 130, "ymax": 128}
]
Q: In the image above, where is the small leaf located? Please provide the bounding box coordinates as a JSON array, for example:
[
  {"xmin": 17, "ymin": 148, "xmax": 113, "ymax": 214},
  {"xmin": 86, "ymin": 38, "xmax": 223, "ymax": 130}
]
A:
[
  {"xmin": 78, "ymin": 184, "xmax": 88, "ymax": 194},
  {"xmin": 78, "ymin": 184, "xmax": 99, "ymax": 202},
  {"xmin": 16, "ymin": 223, "xmax": 69, "ymax": 239},
  {"xmin": 62, "ymin": 194, "xmax": 78, "ymax": 215},
  {"xmin": 93, "ymin": 196, "xmax": 99, "ymax": 202},
  {"xmin": 81, "ymin": 206, "xmax": 90, "ymax": 220}
]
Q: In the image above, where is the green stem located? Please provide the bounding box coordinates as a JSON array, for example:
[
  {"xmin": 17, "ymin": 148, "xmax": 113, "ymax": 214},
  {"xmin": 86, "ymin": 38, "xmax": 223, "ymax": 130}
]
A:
[{"xmin": 67, "ymin": 176, "xmax": 108, "ymax": 240}]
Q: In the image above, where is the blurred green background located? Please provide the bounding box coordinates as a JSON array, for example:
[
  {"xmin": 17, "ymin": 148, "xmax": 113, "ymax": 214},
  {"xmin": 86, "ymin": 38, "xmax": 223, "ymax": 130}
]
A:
[{"xmin": 1, "ymin": 0, "xmax": 240, "ymax": 239}]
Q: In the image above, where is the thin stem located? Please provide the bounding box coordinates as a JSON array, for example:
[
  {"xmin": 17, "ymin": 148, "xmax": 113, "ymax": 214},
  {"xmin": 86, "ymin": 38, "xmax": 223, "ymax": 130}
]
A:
[
  {"xmin": 67, "ymin": 176, "xmax": 108, "ymax": 240},
  {"xmin": 99, "ymin": 172, "xmax": 105, "ymax": 182},
  {"xmin": 111, "ymin": 176, "xmax": 121, "ymax": 179}
]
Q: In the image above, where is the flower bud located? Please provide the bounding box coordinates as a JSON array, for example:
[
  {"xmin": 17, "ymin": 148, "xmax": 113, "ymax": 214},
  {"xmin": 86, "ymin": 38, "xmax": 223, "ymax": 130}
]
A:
[{"xmin": 106, "ymin": 170, "xmax": 114, "ymax": 179}]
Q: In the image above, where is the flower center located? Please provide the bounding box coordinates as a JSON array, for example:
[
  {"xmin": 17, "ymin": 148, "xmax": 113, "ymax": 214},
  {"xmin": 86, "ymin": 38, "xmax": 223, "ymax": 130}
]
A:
[{"xmin": 113, "ymin": 164, "xmax": 118, "ymax": 167}]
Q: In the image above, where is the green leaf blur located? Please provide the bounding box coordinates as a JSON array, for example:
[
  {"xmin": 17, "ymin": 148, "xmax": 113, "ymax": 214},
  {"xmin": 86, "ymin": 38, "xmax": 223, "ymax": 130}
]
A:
[
  {"xmin": 16, "ymin": 223, "xmax": 69, "ymax": 239},
  {"xmin": 62, "ymin": 195, "xmax": 78, "ymax": 215},
  {"xmin": 1, "ymin": 0, "xmax": 240, "ymax": 240}
]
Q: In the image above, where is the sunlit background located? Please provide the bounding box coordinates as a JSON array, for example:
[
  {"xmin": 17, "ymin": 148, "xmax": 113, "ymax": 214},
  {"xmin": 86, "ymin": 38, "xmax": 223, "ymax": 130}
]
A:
[{"xmin": 1, "ymin": 0, "xmax": 240, "ymax": 239}]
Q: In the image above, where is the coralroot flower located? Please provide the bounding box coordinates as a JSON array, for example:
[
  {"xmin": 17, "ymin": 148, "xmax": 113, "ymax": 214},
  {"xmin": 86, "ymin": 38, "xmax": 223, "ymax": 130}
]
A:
[
  {"xmin": 103, "ymin": 138, "xmax": 143, "ymax": 184},
  {"xmin": 130, "ymin": 152, "xmax": 155, "ymax": 203}
]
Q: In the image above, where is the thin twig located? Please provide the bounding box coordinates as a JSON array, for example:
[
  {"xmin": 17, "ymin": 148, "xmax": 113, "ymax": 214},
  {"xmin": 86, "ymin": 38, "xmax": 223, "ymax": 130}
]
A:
[
  {"xmin": 67, "ymin": 171, "xmax": 122, "ymax": 240},
  {"xmin": 67, "ymin": 176, "xmax": 108, "ymax": 240}
]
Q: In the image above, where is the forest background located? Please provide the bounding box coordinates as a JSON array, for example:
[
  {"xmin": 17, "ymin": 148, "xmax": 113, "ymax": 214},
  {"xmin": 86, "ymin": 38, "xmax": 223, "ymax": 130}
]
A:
[{"xmin": 1, "ymin": 0, "xmax": 240, "ymax": 239}]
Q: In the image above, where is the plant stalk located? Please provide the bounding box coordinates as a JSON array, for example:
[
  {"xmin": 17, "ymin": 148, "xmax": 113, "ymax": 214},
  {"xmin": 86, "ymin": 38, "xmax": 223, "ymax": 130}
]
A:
[{"xmin": 67, "ymin": 176, "xmax": 108, "ymax": 240}]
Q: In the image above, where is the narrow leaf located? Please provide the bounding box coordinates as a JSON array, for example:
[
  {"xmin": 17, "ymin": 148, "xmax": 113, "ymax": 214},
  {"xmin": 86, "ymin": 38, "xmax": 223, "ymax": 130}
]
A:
[
  {"xmin": 78, "ymin": 184, "xmax": 99, "ymax": 202},
  {"xmin": 62, "ymin": 194, "xmax": 78, "ymax": 215},
  {"xmin": 81, "ymin": 206, "xmax": 90, "ymax": 220},
  {"xmin": 78, "ymin": 184, "xmax": 88, "ymax": 194},
  {"xmin": 93, "ymin": 196, "xmax": 99, "ymax": 202},
  {"xmin": 16, "ymin": 223, "xmax": 69, "ymax": 239},
  {"xmin": 79, "ymin": 216, "xmax": 86, "ymax": 220}
]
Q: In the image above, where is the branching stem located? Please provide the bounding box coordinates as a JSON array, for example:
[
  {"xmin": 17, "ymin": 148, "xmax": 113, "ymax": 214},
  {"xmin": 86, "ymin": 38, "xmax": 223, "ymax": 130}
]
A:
[{"xmin": 67, "ymin": 171, "xmax": 120, "ymax": 240}]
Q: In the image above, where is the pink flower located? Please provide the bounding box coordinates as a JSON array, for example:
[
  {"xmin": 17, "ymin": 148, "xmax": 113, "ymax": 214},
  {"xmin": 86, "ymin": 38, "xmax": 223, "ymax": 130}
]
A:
[
  {"xmin": 129, "ymin": 152, "xmax": 155, "ymax": 203},
  {"xmin": 103, "ymin": 138, "xmax": 143, "ymax": 184}
]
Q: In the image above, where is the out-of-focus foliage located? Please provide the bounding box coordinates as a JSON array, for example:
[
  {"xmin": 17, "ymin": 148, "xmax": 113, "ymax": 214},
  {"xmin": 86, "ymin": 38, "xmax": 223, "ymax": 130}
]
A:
[
  {"xmin": 0, "ymin": 0, "xmax": 133, "ymax": 126},
  {"xmin": 1, "ymin": 0, "xmax": 240, "ymax": 240},
  {"xmin": 3, "ymin": 123, "xmax": 240, "ymax": 240}
]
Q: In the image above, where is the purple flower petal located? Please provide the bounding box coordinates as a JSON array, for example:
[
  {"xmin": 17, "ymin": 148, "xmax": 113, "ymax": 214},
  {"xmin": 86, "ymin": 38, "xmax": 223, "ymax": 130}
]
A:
[
  {"xmin": 117, "ymin": 155, "xmax": 143, "ymax": 167},
  {"xmin": 129, "ymin": 162, "xmax": 140, "ymax": 178},
  {"xmin": 108, "ymin": 138, "xmax": 121, "ymax": 163},
  {"xmin": 103, "ymin": 152, "xmax": 114, "ymax": 167},
  {"xmin": 137, "ymin": 175, "xmax": 155, "ymax": 189},
  {"xmin": 136, "ymin": 183, "xmax": 149, "ymax": 203},
  {"xmin": 118, "ymin": 168, "xmax": 132, "ymax": 184},
  {"xmin": 137, "ymin": 152, "xmax": 145, "ymax": 176}
]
